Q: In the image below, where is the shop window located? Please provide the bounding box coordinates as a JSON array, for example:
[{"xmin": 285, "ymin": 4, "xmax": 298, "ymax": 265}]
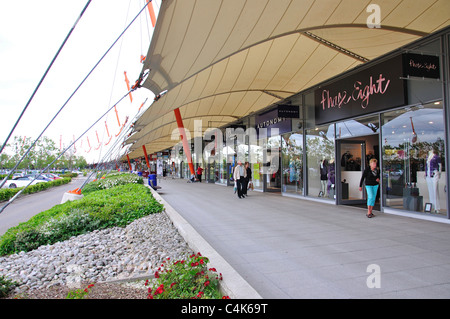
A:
[
  {"xmin": 381, "ymin": 101, "xmax": 447, "ymax": 216},
  {"xmin": 306, "ymin": 124, "xmax": 336, "ymax": 199},
  {"xmin": 282, "ymin": 132, "xmax": 303, "ymax": 195},
  {"xmin": 250, "ymin": 144, "xmax": 264, "ymax": 191}
]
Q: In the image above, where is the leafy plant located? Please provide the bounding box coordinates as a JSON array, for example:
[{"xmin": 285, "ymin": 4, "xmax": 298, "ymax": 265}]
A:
[
  {"xmin": 0, "ymin": 275, "xmax": 19, "ymax": 298},
  {"xmin": 146, "ymin": 253, "xmax": 229, "ymax": 299}
]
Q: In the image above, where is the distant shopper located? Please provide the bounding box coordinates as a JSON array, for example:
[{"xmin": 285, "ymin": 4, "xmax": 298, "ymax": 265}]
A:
[
  {"xmin": 233, "ymin": 160, "xmax": 247, "ymax": 199},
  {"xmin": 196, "ymin": 166, "xmax": 204, "ymax": 183},
  {"xmin": 242, "ymin": 162, "xmax": 252, "ymax": 196},
  {"xmin": 359, "ymin": 158, "xmax": 380, "ymax": 218}
]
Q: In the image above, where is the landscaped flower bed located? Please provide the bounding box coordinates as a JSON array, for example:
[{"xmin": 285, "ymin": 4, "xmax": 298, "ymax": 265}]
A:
[{"xmin": 0, "ymin": 183, "xmax": 163, "ymax": 256}]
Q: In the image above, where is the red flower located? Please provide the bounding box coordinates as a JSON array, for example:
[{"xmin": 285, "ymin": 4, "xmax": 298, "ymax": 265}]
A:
[
  {"xmin": 222, "ymin": 296, "xmax": 230, "ymax": 299},
  {"xmin": 170, "ymin": 282, "xmax": 176, "ymax": 288},
  {"xmin": 199, "ymin": 259, "xmax": 204, "ymax": 264},
  {"xmin": 204, "ymin": 280, "xmax": 210, "ymax": 287},
  {"xmin": 209, "ymin": 268, "xmax": 217, "ymax": 272},
  {"xmin": 154, "ymin": 284, "xmax": 165, "ymax": 295},
  {"xmin": 154, "ymin": 271, "xmax": 159, "ymax": 278}
]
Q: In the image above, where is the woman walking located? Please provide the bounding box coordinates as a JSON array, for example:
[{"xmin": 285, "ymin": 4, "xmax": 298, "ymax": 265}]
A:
[{"xmin": 359, "ymin": 158, "xmax": 380, "ymax": 218}]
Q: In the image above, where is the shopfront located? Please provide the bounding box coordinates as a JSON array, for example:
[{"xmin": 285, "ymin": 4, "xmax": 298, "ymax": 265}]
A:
[
  {"xmin": 209, "ymin": 28, "xmax": 449, "ymax": 221},
  {"xmin": 277, "ymin": 29, "xmax": 449, "ymax": 220},
  {"xmin": 163, "ymin": 27, "xmax": 448, "ymax": 221}
]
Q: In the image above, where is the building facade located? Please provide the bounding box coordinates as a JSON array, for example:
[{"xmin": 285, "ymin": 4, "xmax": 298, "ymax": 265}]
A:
[{"xmin": 158, "ymin": 26, "xmax": 449, "ymax": 222}]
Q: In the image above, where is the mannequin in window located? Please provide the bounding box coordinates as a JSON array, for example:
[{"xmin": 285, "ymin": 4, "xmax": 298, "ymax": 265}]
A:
[
  {"xmin": 319, "ymin": 158, "xmax": 328, "ymax": 197},
  {"xmin": 425, "ymin": 149, "xmax": 441, "ymax": 213},
  {"xmin": 327, "ymin": 159, "xmax": 335, "ymax": 198}
]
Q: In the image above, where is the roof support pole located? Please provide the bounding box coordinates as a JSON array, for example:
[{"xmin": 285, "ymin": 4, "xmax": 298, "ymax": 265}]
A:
[
  {"xmin": 126, "ymin": 154, "xmax": 132, "ymax": 171},
  {"xmin": 142, "ymin": 145, "xmax": 150, "ymax": 170},
  {"xmin": 174, "ymin": 108, "xmax": 195, "ymax": 177}
]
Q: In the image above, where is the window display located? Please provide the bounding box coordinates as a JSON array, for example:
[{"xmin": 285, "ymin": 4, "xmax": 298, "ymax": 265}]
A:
[
  {"xmin": 381, "ymin": 101, "xmax": 447, "ymax": 216},
  {"xmin": 282, "ymin": 132, "xmax": 303, "ymax": 195},
  {"xmin": 306, "ymin": 125, "xmax": 335, "ymax": 199}
]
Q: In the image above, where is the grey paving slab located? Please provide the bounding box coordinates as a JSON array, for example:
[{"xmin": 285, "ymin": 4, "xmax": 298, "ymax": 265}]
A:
[{"xmin": 154, "ymin": 178, "xmax": 450, "ymax": 299}]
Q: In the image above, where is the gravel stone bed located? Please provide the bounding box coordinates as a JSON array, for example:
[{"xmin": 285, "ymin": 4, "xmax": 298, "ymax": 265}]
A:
[{"xmin": 0, "ymin": 211, "xmax": 194, "ymax": 299}]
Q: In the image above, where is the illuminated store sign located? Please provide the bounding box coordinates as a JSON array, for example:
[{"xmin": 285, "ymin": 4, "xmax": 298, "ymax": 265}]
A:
[{"xmin": 315, "ymin": 54, "xmax": 406, "ymax": 125}]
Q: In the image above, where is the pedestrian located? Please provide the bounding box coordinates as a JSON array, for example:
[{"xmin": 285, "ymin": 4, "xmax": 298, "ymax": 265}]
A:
[
  {"xmin": 359, "ymin": 158, "xmax": 380, "ymax": 218},
  {"xmin": 196, "ymin": 166, "xmax": 203, "ymax": 183},
  {"xmin": 242, "ymin": 161, "xmax": 252, "ymax": 196},
  {"xmin": 233, "ymin": 160, "xmax": 246, "ymax": 198}
]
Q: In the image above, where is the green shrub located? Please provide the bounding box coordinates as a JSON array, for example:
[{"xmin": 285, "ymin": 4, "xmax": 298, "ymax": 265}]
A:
[
  {"xmin": 82, "ymin": 173, "xmax": 143, "ymax": 194},
  {"xmin": 59, "ymin": 173, "xmax": 78, "ymax": 178},
  {"xmin": 0, "ymin": 183, "xmax": 163, "ymax": 256}
]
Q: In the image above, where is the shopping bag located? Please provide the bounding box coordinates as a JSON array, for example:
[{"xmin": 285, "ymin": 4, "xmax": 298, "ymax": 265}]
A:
[{"xmin": 234, "ymin": 181, "xmax": 237, "ymax": 193}]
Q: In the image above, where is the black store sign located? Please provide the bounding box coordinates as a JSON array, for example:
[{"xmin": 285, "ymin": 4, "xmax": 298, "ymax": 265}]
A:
[
  {"xmin": 402, "ymin": 53, "xmax": 440, "ymax": 79},
  {"xmin": 277, "ymin": 105, "xmax": 300, "ymax": 118},
  {"xmin": 315, "ymin": 54, "xmax": 406, "ymax": 125}
]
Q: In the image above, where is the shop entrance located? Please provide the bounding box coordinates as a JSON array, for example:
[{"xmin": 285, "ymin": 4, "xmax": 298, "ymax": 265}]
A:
[
  {"xmin": 265, "ymin": 152, "xmax": 281, "ymax": 192},
  {"xmin": 336, "ymin": 134, "xmax": 380, "ymax": 210}
]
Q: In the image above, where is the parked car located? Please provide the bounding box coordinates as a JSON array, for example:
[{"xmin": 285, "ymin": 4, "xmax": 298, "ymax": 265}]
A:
[
  {"xmin": 1, "ymin": 176, "xmax": 48, "ymax": 189},
  {"xmin": 25, "ymin": 174, "xmax": 53, "ymax": 182},
  {"xmin": 42, "ymin": 173, "xmax": 62, "ymax": 180}
]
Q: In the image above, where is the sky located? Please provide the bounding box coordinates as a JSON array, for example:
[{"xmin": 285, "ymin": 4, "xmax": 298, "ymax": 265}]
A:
[{"xmin": 0, "ymin": 0, "xmax": 161, "ymax": 164}]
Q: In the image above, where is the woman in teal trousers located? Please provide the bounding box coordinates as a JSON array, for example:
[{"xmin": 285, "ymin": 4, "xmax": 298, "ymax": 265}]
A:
[{"xmin": 359, "ymin": 158, "xmax": 380, "ymax": 218}]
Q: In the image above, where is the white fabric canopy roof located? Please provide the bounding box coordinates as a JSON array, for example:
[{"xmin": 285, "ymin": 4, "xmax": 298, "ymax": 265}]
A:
[{"xmin": 125, "ymin": 0, "xmax": 450, "ymax": 159}]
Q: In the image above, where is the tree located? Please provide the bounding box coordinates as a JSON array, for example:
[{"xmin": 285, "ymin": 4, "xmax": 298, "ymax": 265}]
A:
[{"xmin": 0, "ymin": 136, "xmax": 88, "ymax": 171}]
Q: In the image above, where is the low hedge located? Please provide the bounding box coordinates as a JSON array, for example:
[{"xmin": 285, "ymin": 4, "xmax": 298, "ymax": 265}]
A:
[
  {"xmin": 81, "ymin": 173, "xmax": 143, "ymax": 194},
  {"xmin": 0, "ymin": 177, "xmax": 72, "ymax": 202},
  {"xmin": 0, "ymin": 183, "xmax": 164, "ymax": 256}
]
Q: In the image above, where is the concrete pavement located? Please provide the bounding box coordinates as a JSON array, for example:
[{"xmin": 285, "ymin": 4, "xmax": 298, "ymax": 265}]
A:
[{"xmin": 152, "ymin": 178, "xmax": 450, "ymax": 299}]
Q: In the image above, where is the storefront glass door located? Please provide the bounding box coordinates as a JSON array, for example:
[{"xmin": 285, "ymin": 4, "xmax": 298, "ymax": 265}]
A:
[{"xmin": 337, "ymin": 140, "xmax": 367, "ymax": 205}]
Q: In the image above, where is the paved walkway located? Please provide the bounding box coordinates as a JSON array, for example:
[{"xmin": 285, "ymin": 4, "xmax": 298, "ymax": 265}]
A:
[{"xmin": 154, "ymin": 178, "xmax": 450, "ymax": 299}]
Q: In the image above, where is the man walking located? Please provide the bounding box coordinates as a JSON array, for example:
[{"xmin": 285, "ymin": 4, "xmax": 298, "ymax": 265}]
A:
[{"xmin": 233, "ymin": 160, "xmax": 247, "ymax": 198}]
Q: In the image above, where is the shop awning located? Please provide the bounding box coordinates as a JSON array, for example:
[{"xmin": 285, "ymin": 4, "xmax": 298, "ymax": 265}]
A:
[{"xmin": 125, "ymin": 0, "xmax": 450, "ymax": 159}]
